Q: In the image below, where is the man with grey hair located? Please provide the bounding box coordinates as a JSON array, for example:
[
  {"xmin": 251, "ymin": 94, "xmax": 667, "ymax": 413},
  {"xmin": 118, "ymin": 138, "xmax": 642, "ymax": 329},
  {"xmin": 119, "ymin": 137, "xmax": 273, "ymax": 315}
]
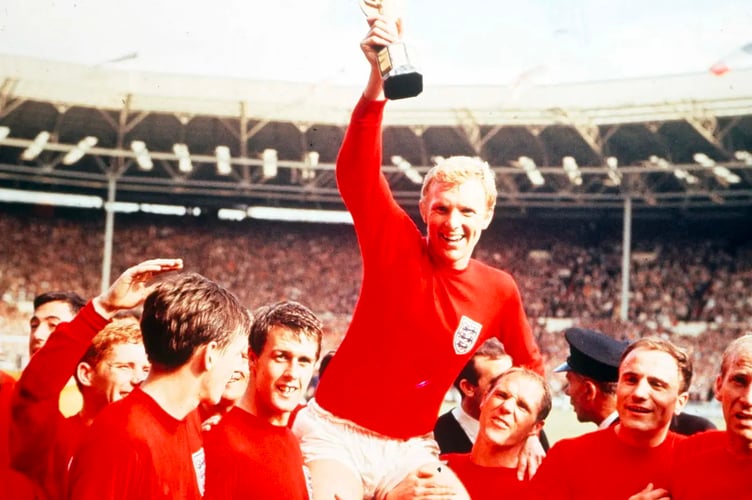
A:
[{"xmin": 669, "ymin": 335, "xmax": 752, "ymax": 499}]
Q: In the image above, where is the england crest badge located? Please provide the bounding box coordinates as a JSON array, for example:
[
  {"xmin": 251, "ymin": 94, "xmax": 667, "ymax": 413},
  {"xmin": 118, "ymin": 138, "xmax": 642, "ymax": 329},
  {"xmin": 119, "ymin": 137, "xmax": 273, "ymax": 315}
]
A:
[{"xmin": 453, "ymin": 315, "xmax": 482, "ymax": 355}]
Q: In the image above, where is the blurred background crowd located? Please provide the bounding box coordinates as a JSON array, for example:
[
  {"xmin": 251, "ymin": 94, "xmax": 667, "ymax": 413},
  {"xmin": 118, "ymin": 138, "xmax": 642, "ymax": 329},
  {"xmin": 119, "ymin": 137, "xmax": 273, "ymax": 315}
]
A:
[{"xmin": 1, "ymin": 206, "xmax": 750, "ymax": 401}]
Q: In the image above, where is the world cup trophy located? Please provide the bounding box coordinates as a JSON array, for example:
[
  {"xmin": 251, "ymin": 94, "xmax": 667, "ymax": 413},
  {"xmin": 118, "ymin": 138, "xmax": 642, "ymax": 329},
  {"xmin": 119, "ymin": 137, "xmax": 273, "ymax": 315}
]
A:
[{"xmin": 359, "ymin": 0, "xmax": 423, "ymax": 100}]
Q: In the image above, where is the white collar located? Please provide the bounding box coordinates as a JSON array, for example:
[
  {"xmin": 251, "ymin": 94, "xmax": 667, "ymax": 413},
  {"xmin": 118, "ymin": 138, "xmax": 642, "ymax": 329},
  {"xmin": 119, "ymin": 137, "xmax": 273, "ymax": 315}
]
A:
[
  {"xmin": 451, "ymin": 406, "xmax": 479, "ymax": 443},
  {"xmin": 599, "ymin": 411, "xmax": 619, "ymax": 429}
]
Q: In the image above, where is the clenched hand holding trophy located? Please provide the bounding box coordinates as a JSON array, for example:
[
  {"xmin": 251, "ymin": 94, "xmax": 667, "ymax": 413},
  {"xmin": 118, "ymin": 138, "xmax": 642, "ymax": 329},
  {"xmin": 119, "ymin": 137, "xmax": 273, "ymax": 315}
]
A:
[{"xmin": 359, "ymin": 0, "xmax": 423, "ymax": 100}]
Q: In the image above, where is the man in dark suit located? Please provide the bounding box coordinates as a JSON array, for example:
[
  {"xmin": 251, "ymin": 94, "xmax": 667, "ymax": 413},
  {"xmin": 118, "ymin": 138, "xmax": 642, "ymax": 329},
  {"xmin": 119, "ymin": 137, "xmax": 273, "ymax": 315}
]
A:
[
  {"xmin": 555, "ymin": 327, "xmax": 716, "ymax": 435},
  {"xmin": 434, "ymin": 339, "xmax": 512, "ymax": 454}
]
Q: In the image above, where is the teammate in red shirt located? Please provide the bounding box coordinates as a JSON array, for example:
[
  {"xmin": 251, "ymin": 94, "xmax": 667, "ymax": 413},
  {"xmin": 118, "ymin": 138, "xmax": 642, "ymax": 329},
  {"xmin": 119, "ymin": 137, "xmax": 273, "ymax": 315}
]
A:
[
  {"xmin": 442, "ymin": 367, "xmax": 551, "ymax": 499},
  {"xmin": 11, "ymin": 261, "xmax": 168, "ymax": 499},
  {"xmin": 11, "ymin": 314, "xmax": 148, "ymax": 499},
  {"xmin": 293, "ymin": 14, "xmax": 543, "ymax": 500},
  {"xmin": 1, "ymin": 370, "xmax": 16, "ymax": 468},
  {"xmin": 204, "ymin": 301, "xmax": 322, "ymax": 499},
  {"xmin": 670, "ymin": 335, "xmax": 752, "ymax": 499},
  {"xmin": 1, "ymin": 370, "xmax": 40, "ymax": 499},
  {"xmin": 68, "ymin": 266, "xmax": 251, "ymax": 500},
  {"xmin": 532, "ymin": 337, "xmax": 692, "ymax": 499}
]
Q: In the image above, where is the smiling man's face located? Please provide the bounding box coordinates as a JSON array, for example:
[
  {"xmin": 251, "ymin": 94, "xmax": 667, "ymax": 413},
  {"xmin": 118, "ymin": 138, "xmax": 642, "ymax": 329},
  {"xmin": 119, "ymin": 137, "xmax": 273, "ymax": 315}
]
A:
[{"xmin": 617, "ymin": 348, "xmax": 687, "ymax": 437}]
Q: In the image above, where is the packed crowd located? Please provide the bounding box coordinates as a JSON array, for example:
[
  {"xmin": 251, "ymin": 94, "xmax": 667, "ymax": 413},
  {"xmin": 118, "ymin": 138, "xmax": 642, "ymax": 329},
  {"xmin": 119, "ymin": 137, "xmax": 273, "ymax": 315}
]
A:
[{"xmin": 1, "ymin": 208, "xmax": 749, "ymax": 399}]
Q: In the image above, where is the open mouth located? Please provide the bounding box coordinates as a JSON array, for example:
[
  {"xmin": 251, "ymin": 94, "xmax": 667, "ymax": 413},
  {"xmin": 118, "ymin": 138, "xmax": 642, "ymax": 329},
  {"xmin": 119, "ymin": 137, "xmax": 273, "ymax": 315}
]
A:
[
  {"xmin": 625, "ymin": 405, "xmax": 651, "ymax": 414},
  {"xmin": 440, "ymin": 233, "xmax": 463, "ymax": 243},
  {"xmin": 277, "ymin": 384, "xmax": 298, "ymax": 396}
]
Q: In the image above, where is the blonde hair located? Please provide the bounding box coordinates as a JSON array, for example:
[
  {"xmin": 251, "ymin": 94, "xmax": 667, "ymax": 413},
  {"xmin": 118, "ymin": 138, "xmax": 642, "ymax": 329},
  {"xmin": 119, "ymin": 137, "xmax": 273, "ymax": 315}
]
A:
[
  {"xmin": 80, "ymin": 318, "xmax": 143, "ymax": 368},
  {"xmin": 420, "ymin": 156, "xmax": 497, "ymax": 212}
]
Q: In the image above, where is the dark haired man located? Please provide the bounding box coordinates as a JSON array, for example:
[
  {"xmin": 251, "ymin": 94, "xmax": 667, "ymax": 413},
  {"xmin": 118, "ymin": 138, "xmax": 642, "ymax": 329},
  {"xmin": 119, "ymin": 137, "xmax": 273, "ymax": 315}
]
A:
[
  {"xmin": 29, "ymin": 291, "xmax": 86, "ymax": 357},
  {"xmin": 205, "ymin": 300, "xmax": 322, "ymax": 499},
  {"xmin": 68, "ymin": 268, "xmax": 251, "ymax": 500}
]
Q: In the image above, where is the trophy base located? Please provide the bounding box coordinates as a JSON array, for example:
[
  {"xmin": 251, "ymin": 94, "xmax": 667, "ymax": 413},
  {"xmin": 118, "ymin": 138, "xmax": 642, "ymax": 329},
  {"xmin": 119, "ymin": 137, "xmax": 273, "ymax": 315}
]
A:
[
  {"xmin": 378, "ymin": 43, "xmax": 423, "ymax": 100},
  {"xmin": 384, "ymin": 69, "xmax": 423, "ymax": 100}
]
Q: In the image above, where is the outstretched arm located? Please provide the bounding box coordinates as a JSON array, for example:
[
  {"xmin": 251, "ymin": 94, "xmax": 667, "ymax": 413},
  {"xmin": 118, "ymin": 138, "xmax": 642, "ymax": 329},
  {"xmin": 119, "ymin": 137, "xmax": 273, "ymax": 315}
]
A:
[{"xmin": 10, "ymin": 258, "xmax": 182, "ymax": 482}]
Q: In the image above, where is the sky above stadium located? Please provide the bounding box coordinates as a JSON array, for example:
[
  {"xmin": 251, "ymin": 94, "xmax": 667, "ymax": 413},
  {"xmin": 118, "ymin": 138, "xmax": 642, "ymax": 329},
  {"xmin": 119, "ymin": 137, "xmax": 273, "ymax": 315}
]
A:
[{"xmin": 1, "ymin": 0, "xmax": 751, "ymax": 87}]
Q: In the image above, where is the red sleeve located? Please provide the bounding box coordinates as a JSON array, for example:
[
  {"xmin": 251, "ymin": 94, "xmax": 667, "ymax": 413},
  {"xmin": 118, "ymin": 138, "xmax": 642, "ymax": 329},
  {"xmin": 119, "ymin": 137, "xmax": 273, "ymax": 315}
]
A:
[
  {"xmin": 0, "ymin": 371, "xmax": 16, "ymax": 468},
  {"xmin": 335, "ymin": 96, "xmax": 389, "ymax": 218},
  {"xmin": 10, "ymin": 302, "xmax": 109, "ymax": 478}
]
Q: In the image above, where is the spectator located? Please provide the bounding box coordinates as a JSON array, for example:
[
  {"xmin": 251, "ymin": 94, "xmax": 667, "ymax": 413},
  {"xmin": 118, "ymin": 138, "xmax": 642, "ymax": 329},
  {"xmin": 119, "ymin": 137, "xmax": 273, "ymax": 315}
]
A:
[
  {"xmin": 669, "ymin": 335, "xmax": 752, "ymax": 499},
  {"xmin": 204, "ymin": 300, "xmax": 322, "ymax": 499},
  {"xmin": 67, "ymin": 266, "xmax": 251, "ymax": 500},
  {"xmin": 292, "ymin": 15, "xmax": 543, "ymax": 500},
  {"xmin": 531, "ymin": 337, "xmax": 691, "ymax": 499}
]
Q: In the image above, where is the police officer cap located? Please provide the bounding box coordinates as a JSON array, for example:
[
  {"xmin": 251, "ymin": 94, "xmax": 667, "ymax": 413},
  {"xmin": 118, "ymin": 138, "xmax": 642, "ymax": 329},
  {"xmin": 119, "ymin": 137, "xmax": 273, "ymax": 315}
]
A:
[{"xmin": 553, "ymin": 328, "xmax": 630, "ymax": 382}]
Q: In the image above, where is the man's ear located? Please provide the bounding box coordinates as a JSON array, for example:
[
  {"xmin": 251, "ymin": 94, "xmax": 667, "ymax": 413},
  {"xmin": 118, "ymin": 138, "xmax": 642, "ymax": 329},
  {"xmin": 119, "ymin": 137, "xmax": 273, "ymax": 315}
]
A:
[
  {"xmin": 529, "ymin": 420, "xmax": 545, "ymax": 438},
  {"xmin": 418, "ymin": 198, "xmax": 428, "ymax": 224},
  {"xmin": 674, "ymin": 391, "xmax": 690, "ymax": 415},
  {"xmin": 201, "ymin": 341, "xmax": 219, "ymax": 371},
  {"xmin": 584, "ymin": 380, "xmax": 598, "ymax": 402},
  {"xmin": 458, "ymin": 379, "xmax": 477, "ymax": 398},
  {"xmin": 248, "ymin": 350, "xmax": 260, "ymax": 377},
  {"xmin": 481, "ymin": 208, "xmax": 493, "ymax": 230},
  {"xmin": 714, "ymin": 374, "xmax": 723, "ymax": 402},
  {"xmin": 76, "ymin": 362, "xmax": 95, "ymax": 388}
]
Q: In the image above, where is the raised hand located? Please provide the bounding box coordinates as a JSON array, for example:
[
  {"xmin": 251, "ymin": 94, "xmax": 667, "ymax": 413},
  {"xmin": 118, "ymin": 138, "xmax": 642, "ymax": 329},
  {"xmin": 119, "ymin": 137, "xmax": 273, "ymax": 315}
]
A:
[{"xmin": 93, "ymin": 258, "xmax": 184, "ymax": 318}]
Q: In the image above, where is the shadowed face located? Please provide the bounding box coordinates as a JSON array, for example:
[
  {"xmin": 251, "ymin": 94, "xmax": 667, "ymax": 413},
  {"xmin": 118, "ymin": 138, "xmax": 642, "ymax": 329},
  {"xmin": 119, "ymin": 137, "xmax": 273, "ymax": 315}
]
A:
[
  {"xmin": 202, "ymin": 332, "xmax": 249, "ymax": 406},
  {"xmin": 564, "ymin": 370, "xmax": 597, "ymax": 424}
]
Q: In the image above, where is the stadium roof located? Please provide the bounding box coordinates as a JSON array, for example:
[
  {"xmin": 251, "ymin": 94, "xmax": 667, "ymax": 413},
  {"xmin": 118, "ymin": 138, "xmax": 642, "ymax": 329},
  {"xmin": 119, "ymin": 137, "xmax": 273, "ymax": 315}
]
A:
[{"xmin": 1, "ymin": 54, "xmax": 751, "ymax": 220}]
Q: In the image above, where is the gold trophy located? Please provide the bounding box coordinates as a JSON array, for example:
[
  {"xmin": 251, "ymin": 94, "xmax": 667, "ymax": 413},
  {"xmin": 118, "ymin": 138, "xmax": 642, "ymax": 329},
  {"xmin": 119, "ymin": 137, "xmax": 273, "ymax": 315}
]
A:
[{"xmin": 359, "ymin": 0, "xmax": 423, "ymax": 100}]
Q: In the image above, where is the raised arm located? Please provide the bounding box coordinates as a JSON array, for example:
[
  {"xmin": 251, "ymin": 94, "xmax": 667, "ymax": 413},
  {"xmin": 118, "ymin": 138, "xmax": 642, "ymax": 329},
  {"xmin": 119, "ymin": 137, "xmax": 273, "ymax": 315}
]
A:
[
  {"xmin": 10, "ymin": 258, "xmax": 183, "ymax": 479},
  {"xmin": 360, "ymin": 14, "xmax": 397, "ymax": 101}
]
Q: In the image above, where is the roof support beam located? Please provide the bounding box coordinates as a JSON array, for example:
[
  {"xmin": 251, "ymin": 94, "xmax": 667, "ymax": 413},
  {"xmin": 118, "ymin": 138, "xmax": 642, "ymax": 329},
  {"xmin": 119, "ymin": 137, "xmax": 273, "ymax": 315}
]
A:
[{"xmin": 454, "ymin": 109, "xmax": 481, "ymax": 155}]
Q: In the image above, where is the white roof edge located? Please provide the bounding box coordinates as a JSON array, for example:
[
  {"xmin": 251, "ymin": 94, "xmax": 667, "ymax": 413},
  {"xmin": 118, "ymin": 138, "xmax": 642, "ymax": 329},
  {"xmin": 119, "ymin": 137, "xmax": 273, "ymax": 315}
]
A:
[{"xmin": 1, "ymin": 53, "xmax": 751, "ymax": 126}]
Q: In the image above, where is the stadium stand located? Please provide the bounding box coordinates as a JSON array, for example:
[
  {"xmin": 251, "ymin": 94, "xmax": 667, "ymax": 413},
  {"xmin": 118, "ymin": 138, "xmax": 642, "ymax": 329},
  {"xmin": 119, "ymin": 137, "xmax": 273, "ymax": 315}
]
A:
[{"xmin": 0, "ymin": 206, "xmax": 749, "ymax": 402}]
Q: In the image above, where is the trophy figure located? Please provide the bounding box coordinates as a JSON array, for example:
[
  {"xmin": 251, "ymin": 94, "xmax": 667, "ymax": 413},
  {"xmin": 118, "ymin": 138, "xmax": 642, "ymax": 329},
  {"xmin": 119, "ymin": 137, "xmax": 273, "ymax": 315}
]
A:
[{"xmin": 359, "ymin": 0, "xmax": 423, "ymax": 100}]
